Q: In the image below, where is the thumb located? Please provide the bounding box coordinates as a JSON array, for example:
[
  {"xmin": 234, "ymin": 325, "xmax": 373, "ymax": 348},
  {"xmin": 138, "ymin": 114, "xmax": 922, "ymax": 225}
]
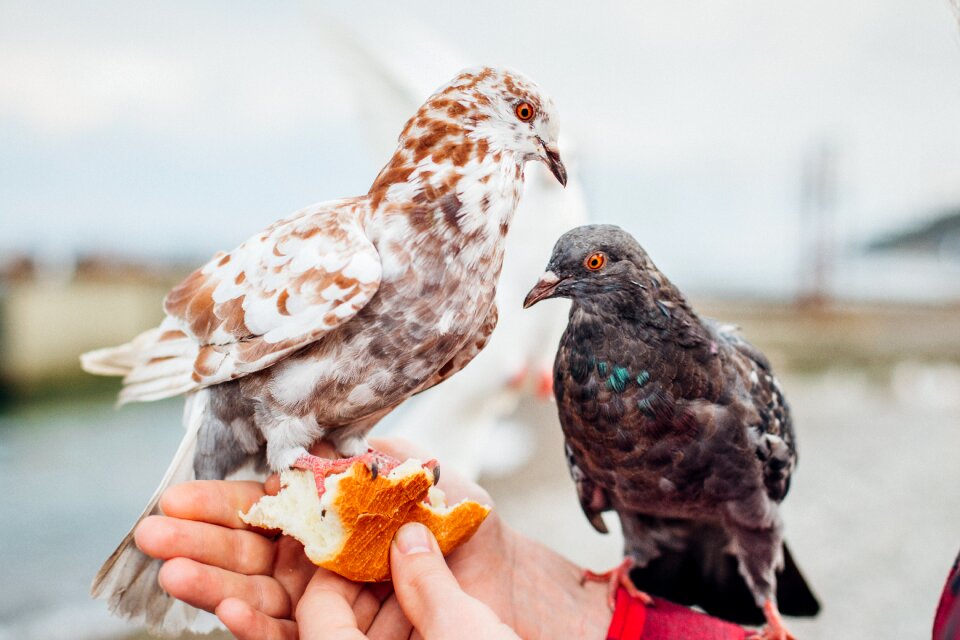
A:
[{"xmin": 389, "ymin": 523, "xmax": 478, "ymax": 638}]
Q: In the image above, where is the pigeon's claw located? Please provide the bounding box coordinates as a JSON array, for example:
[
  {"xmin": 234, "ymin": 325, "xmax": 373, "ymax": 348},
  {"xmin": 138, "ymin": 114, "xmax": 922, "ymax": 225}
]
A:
[
  {"xmin": 421, "ymin": 458, "xmax": 441, "ymax": 485},
  {"xmin": 292, "ymin": 451, "xmax": 436, "ymax": 498},
  {"xmin": 293, "ymin": 453, "xmax": 365, "ymax": 499},
  {"xmin": 746, "ymin": 600, "xmax": 796, "ymax": 640},
  {"xmin": 581, "ymin": 557, "xmax": 654, "ymax": 610},
  {"xmin": 363, "ymin": 449, "xmax": 403, "ymax": 482}
]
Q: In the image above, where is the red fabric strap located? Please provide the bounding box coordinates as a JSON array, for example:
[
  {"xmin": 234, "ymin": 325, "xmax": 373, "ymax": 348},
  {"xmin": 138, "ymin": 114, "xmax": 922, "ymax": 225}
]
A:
[
  {"xmin": 933, "ymin": 552, "xmax": 960, "ymax": 640},
  {"xmin": 607, "ymin": 588, "xmax": 648, "ymax": 639},
  {"xmin": 607, "ymin": 587, "xmax": 749, "ymax": 640}
]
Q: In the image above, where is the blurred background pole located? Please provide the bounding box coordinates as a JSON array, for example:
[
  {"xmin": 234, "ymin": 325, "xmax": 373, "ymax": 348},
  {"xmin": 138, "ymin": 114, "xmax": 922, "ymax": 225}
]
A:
[{"xmin": 797, "ymin": 139, "xmax": 839, "ymax": 309}]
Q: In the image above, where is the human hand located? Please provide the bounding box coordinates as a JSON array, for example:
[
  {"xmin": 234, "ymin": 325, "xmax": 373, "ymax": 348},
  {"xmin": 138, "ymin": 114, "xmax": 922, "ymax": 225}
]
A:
[
  {"xmin": 135, "ymin": 438, "xmax": 611, "ymax": 639},
  {"xmin": 262, "ymin": 521, "xmax": 519, "ymax": 640},
  {"xmin": 133, "ymin": 477, "xmax": 315, "ymax": 637}
]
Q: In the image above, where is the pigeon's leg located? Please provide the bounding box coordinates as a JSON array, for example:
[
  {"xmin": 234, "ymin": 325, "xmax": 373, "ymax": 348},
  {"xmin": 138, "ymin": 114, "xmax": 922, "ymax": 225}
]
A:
[
  {"xmin": 746, "ymin": 600, "xmax": 796, "ymax": 640},
  {"xmin": 581, "ymin": 557, "xmax": 654, "ymax": 609},
  {"xmin": 328, "ymin": 431, "xmax": 404, "ymax": 482},
  {"xmin": 335, "ymin": 428, "xmax": 440, "ymax": 486},
  {"xmin": 725, "ymin": 502, "xmax": 793, "ymax": 640},
  {"xmin": 294, "ymin": 450, "xmax": 439, "ymax": 496},
  {"xmin": 292, "ymin": 430, "xmax": 439, "ymax": 498},
  {"xmin": 583, "ymin": 512, "xmax": 665, "ymax": 608},
  {"xmin": 261, "ymin": 409, "xmax": 325, "ymax": 470},
  {"xmin": 293, "ymin": 450, "xmax": 397, "ymax": 498}
]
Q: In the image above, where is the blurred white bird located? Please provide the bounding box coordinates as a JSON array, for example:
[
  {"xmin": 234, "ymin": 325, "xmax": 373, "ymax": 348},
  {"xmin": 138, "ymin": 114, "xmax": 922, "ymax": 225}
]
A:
[{"xmin": 324, "ymin": 15, "xmax": 589, "ymax": 478}]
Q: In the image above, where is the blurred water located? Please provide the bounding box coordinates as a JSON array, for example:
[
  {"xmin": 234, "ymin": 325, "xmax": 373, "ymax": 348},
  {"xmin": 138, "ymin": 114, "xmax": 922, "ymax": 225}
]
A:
[{"xmin": 0, "ymin": 398, "xmax": 183, "ymax": 639}]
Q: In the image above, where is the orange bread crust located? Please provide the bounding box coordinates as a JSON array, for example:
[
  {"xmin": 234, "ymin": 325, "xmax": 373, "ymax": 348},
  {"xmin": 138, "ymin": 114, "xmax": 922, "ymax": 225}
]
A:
[
  {"xmin": 241, "ymin": 461, "xmax": 491, "ymax": 583},
  {"xmin": 329, "ymin": 462, "xmax": 490, "ymax": 581}
]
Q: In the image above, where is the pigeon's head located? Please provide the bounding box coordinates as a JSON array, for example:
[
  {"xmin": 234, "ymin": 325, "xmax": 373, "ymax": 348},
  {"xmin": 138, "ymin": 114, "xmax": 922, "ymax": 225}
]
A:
[
  {"xmin": 408, "ymin": 66, "xmax": 566, "ymax": 186},
  {"xmin": 523, "ymin": 224, "xmax": 655, "ymax": 309}
]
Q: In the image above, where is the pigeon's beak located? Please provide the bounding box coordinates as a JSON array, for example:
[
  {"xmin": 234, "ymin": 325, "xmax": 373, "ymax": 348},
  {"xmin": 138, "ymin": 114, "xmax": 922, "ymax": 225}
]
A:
[
  {"xmin": 538, "ymin": 139, "xmax": 567, "ymax": 187},
  {"xmin": 523, "ymin": 271, "xmax": 566, "ymax": 308}
]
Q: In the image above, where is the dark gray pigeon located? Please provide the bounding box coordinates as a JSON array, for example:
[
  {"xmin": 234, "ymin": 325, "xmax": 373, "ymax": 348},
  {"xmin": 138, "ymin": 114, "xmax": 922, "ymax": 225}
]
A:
[{"xmin": 524, "ymin": 224, "xmax": 819, "ymax": 640}]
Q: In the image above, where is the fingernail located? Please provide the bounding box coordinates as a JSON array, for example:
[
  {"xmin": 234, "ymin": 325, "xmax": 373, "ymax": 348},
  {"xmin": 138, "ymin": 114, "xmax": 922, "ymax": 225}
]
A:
[{"xmin": 395, "ymin": 522, "xmax": 433, "ymax": 555}]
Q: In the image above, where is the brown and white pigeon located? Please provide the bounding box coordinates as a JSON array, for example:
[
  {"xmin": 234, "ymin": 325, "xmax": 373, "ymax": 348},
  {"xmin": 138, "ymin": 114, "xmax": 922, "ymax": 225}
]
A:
[
  {"xmin": 324, "ymin": 21, "xmax": 588, "ymax": 479},
  {"xmin": 523, "ymin": 225, "xmax": 819, "ymax": 640},
  {"xmin": 81, "ymin": 66, "xmax": 565, "ymax": 634}
]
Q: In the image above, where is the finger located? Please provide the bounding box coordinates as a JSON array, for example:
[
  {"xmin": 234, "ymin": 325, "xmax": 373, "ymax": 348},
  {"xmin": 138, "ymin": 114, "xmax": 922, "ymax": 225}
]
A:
[
  {"xmin": 366, "ymin": 593, "xmax": 413, "ymax": 640},
  {"xmin": 296, "ymin": 568, "xmax": 366, "ymax": 639},
  {"xmin": 158, "ymin": 557, "xmax": 291, "ymax": 618},
  {"xmin": 216, "ymin": 597, "xmax": 298, "ymax": 640},
  {"xmin": 271, "ymin": 535, "xmax": 315, "ymax": 609},
  {"xmin": 135, "ymin": 515, "xmax": 274, "ymax": 575},
  {"xmin": 265, "ymin": 473, "xmax": 281, "ymax": 496},
  {"xmin": 353, "ymin": 586, "xmax": 391, "ymax": 633},
  {"xmin": 159, "ymin": 480, "xmax": 266, "ymax": 529},
  {"xmin": 368, "ymin": 582, "xmax": 394, "ymax": 601},
  {"xmin": 389, "ymin": 523, "xmax": 483, "ymax": 638}
]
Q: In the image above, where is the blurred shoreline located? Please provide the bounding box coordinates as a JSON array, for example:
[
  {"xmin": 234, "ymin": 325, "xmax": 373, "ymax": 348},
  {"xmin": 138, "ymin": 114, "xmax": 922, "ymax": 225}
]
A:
[{"xmin": 3, "ymin": 269, "xmax": 958, "ymax": 407}]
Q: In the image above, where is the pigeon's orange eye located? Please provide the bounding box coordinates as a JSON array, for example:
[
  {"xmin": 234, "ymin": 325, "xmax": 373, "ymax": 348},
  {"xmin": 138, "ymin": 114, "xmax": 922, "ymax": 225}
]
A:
[
  {"xmin": 515, "ymin": 101, "xmax": 535, "ymax": 122},
  {"xmin": 585, "ymin": 253, "xmax": 606, "ymax": 271}
]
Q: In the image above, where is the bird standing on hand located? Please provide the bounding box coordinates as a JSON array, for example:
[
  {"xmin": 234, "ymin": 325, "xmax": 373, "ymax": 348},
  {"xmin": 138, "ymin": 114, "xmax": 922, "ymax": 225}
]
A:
[
  {"xmin": 82, "ymin": 66, "xmax": 566, "ymax": 634},
  {"xmin": 524, "ymin": 225, "xmax": 819, "ymax": 640}
]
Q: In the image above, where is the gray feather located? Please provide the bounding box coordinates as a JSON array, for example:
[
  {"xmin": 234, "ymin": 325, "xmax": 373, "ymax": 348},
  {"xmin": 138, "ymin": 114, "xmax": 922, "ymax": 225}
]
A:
[{"xmin": 90, "ymin": 390, "xmax": 209, "ymax": 635}]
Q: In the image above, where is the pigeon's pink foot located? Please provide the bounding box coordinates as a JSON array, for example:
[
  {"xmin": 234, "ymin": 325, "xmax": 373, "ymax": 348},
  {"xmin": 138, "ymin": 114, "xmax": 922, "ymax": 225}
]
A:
[
  {"xmin": 293, "ymin": 450, "xmax": 439, "ymax": 499},
  {"xmin": 536, "ymin": 366, "xmax": 554, "ymax": 399},
  {"xmin": 293, "ymin": 449, "xmax": 401, "ymax": 499},
  {"xmin": 746, "ymin": 600, "xmax": 796, "ymax": 640},
  {"xmin": 581, "ymin": 557, "xmax": 654, "ymax": 610}
]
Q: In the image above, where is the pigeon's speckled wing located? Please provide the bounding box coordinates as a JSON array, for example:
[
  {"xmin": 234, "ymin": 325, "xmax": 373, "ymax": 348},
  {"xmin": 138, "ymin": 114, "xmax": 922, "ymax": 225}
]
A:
[
  {"xmin": 710, "ymin": 320, "xmax": 797, "ymax": 502},
  {"xmin": 117, "ymin": 200, "xmax": 381, "ymax": 403}
]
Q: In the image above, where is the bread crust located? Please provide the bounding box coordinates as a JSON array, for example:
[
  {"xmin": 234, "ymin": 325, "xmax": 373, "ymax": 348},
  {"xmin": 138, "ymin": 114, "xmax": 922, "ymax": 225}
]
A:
[{"xmin": 241, "ymin": 461, "xmax": 491, "ymax": 582}]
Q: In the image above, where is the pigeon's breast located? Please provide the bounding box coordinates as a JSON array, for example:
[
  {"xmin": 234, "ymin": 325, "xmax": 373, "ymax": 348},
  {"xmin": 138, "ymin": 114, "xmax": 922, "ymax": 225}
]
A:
[{"xmin": 556, "ymin": 328, "xmax": 759, "ymax": 519}]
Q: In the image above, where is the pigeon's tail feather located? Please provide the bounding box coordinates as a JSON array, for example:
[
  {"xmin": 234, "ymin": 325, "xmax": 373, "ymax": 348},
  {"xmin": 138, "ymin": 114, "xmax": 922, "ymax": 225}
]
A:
[
  {"xmin": 628, "ymin": 524, "xmax": 820, "ymax": 626},
  {"xmin": 80, "ymin": 328, "xmax": 163, "ymax": 377},
  {"xmin": 117, "ymin": 372, "xmax": 197, "ymax": 406},
  {"xmin": 81, "ymin": 327, "xmax": 200, "ymax": 405},
  {"xmin": 91, "ymin": 390, "xmax": 213, "ymax": 635},
  {"xmin": 774, "ymin": 542, "xmax": 821, "ymax": 618}
]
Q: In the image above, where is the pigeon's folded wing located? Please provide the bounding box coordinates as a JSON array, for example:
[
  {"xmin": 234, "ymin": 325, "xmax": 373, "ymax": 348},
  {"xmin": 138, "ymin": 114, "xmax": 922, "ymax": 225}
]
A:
[
  {"xmin": 118, "ymin": 201, "xmax": 382, "ymax": 402},
  {"xmin": 708, "ymin": 320, "xmax": 797, "ymax": 502}
]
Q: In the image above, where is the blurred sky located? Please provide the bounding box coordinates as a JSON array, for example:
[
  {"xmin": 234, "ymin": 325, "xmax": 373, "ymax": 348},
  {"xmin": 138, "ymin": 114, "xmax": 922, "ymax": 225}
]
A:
[{"xmin": 3, "ymin": 0, "xmax": 960, "ymax": 298}]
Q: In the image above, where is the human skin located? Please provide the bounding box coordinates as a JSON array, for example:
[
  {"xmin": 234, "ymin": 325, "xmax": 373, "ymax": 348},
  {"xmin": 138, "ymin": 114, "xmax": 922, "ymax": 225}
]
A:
[{"xmin": 133, "ymin": 438, "xmax": 611, "ymax": 640}]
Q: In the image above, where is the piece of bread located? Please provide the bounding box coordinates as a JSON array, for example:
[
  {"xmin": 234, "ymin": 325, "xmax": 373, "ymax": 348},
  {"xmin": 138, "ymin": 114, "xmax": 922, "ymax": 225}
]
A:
[{"xmin": 240, "ymin": 459, "xmax": 491, "ymax": 582}]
